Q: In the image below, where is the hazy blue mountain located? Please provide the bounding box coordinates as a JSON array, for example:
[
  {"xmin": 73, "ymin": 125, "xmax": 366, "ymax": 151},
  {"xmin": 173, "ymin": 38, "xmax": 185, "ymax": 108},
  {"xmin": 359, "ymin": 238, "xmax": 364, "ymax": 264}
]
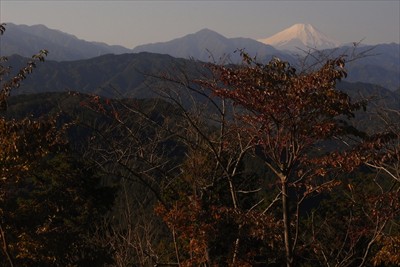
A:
[
  {"xmin": 337, "ymin": 81, "xmax": 400, "ymax": 132},
  {"xmin": 310, "ymin": 43, "xmax": 400, "ymax": 91},
  {"xmin": 0, "ymin": 23, "xmax": 132, "ymax": 61},
  {"xmin": 345, "ymin": 43, "xmax": 399, "ymax": 91},
  {"xmin": 132, "ymin": 28, "xmax": 294, "ymax": 63}
]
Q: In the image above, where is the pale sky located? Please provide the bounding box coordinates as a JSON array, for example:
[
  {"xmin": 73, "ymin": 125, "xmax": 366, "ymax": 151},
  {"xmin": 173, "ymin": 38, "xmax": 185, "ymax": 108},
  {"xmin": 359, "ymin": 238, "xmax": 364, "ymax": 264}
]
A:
[{"xmin": 1, "ymin": 0, "xmax": 399, "ymax": 48}]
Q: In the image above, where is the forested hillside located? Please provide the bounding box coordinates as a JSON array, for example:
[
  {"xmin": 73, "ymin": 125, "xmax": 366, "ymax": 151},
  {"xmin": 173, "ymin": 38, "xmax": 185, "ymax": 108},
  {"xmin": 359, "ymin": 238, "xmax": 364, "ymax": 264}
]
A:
[{"xmin": 6, "ymin": 52, "xmax": 209, "ymax": 98}]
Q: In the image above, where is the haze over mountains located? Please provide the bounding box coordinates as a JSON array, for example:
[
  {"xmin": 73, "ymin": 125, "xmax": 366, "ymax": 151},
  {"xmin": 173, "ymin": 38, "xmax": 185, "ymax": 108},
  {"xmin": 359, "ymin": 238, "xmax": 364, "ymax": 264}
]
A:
[
  {"xmin": 2, "ymin": 22, "xmax": 396, "ymax": 61},
  {"xmin": 1, "ymin": 22, "xmax": 399, "ymax": 92}
]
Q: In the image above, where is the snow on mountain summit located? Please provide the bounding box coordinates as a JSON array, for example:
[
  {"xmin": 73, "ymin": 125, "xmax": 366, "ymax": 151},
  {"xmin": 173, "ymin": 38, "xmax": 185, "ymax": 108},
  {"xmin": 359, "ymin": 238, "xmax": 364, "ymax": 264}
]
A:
[{"xmin": 258, "ymin": 23, "xmax": 341, "ymax": 52}]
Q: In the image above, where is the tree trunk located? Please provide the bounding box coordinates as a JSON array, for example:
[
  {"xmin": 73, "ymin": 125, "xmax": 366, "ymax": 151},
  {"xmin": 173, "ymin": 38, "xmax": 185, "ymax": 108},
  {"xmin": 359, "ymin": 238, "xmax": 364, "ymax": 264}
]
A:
[
  {"xmin": 0, "ymin": 222, "xmax": 14, "ymax": 267},
  {"xmin": 281, "ymin": 178, "xmax": 293, "ymax": 267}
]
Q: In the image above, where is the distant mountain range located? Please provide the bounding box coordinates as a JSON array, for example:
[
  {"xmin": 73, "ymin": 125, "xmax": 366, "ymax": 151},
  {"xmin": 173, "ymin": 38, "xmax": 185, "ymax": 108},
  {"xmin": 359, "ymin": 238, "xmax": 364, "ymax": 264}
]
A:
[
  {"xmin": 1, "ymin": 23, "xmax": 294, "ymax": 63},
  {"xmin": 1, "ymin": 22, "xmax": 399, "ymax": 91},
  {"xmin": 132, "ymin": 28, "xmax": 294, "ymax": 63}
]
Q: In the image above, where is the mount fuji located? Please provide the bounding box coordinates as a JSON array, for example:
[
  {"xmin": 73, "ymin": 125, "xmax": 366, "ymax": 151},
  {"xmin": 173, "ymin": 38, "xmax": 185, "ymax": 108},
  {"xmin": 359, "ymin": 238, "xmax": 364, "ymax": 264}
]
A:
[{"xmin": 258, "ymin": 23, "xmax": 341, "ymax": 52}]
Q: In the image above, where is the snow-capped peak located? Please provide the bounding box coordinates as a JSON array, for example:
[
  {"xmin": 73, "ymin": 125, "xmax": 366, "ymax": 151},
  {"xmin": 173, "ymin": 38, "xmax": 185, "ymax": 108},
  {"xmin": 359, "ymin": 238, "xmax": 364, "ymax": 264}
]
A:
[{"xmin": 258, "ymin": 23, "xmax": 341, "ymax": 51}]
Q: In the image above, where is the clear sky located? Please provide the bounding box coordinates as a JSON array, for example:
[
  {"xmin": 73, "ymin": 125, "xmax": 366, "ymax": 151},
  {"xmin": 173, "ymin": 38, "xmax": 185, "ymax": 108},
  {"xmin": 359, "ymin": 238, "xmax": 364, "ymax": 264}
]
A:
[{"xmin": 1, "ymin": 0, "xmax": 399, "ymax": 48}]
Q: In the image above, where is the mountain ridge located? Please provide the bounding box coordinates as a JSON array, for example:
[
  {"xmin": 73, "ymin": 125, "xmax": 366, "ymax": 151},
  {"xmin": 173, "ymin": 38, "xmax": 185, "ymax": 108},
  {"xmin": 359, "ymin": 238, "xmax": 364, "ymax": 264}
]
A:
[
  {"xmin": 132, "ymin": 28, "xmax": 294, "ymax": 63},
  {"xmin": 0, "ymin": 23, "xmax": 132, "ymax": 61},
  {"xmin": 6, "ymin": 51, "xmax": 399, "ymax": 100}
]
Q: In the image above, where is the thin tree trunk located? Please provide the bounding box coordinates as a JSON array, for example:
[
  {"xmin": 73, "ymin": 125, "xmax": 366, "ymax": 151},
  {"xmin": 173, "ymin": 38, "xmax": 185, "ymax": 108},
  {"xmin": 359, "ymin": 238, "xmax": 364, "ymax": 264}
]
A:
[
  {"xmin": 172, "ymin": 226, "xmax": 180, "ymax": 266},
  {"xmin": 281, "ymin": 178, "xmax": 293, "ymax": 267},
  {"xmin": 0, "ymin": 222, "xmax": 14, "ymax": 267}
]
